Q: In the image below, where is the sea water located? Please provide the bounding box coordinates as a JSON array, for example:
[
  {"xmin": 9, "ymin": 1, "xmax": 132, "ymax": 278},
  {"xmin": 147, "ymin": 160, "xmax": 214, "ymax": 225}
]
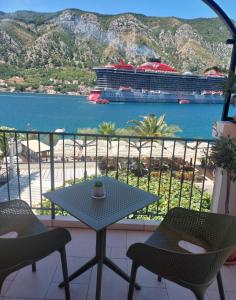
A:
[{"xmin": 0, "ymin": 92, "xmax": 233, "ymax": 139}]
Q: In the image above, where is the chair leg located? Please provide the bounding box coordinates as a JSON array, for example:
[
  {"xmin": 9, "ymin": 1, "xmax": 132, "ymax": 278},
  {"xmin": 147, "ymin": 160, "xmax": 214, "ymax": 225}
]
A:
[
  {"xmin": 59, "ymin": 247, "xmax": 70, "ymax": 300},
  {"xmin": 193, "ymin": 289, "xmax": 205, "ymax": 300},
  {"xmin": 217, "ymin": 271, "xmax": 226, "ymax": 300},
  {"xmin": 127, "ymin": 262, "xmax": 139, "ymax": 300},
  {"xmin": 32, "ymin": 262, "xmax": 36, "ymax": 272}
]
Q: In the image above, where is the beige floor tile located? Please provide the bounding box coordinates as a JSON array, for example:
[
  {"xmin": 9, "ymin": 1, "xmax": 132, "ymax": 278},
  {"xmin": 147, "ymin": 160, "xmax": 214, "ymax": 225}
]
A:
[
  {"xmin": 166, "ymin": 280, "xmax": 196, "ymax": 300},
  {"xmin": 109, "ymin": 247, "xmax": 127, "ymax": 259},
  {"xmin": 52, "ymin": 256, "xmax": 92, "ymax": 284},
  {"xmin": 69, "ymin": 228, "xmax": 96, "ymax": 243},
  {"xmin": 207, "ymin": 290, "xmax": 231, "ymax": 300},
  {"xmin": 0, "ymin": 280, "xmax": 13, "ymax": 297},
  {"xmin": 106, "ymin": 229, "xmax": 127, "ymax": 248},
  {"xmin": 227, "ymin": 291, "xmax": 236, "ymax": 300},
  {"xmin": 132, "ymin": 287, "xmax": 169, "ymax": 300},
  {"xmin": 226, "ymin": 264, "xmax": 236, "ymax": 279},
  {"xmin": 45, "ymin": 283, "xmax": 87, "ymax": 300},
  {"xmin": 208, "ymin": 266, "xmax": 236, "ymax": 292},
  {"xmin": 126, "ymin": 231, "xmax": 151, "ymax": 249},
  {"xmin": 5, "ymin": 256, "xmax": 59, "ymax": 298},
  {"xmin": 66, "ymin": 229, "xmax": 96, "ymax": 257},
  {"xmin": 128, "ymin": 265, "xmax": 166, "ymax": 289},
  {"xmin": 87, "ymin": 258, "xmax": 129, "ymax": 299}
]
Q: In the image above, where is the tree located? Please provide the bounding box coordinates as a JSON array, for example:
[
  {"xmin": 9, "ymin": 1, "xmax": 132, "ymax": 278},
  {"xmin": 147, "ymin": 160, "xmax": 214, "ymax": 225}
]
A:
[
  {"xmin": 97, "ymin": 122, "xmax": 118, "ymax": 149},
  {"xmin": 97, "ymin": 122, "xmax": 117, "ymax": 135},
  {"xmin": 78, "ymin": 122, "xmax": 118, "ymax": 149},
  {"xmin": 210, "ymin": 135, "xmax": 236, "ymax": 215},
  {"xmin": 76, "ymin": 128, "xmax": 98, "ymax": 153},
  {"xmin": 127, "ymin": 114, "xmax": 181, "ymax": 138},
  {"xmin": 0, "ymin": 126, "xmax": 18, "ymax": 158},
  {"xmin": 126, "ymin": 114, "xmax": 181, "ymax": 152}
]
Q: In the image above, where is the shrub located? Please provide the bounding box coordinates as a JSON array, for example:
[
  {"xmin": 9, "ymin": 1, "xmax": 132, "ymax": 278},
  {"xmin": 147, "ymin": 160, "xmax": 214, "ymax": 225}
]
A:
[{"xmin": 38, "ymin": 171, "xmax": 211, "ymax": 220}]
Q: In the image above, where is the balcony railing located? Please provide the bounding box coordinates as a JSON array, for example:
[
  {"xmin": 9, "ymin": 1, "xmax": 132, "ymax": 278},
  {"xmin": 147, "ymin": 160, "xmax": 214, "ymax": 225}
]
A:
[{"xmin": 0, "ymin": 129, "xmax": 214, "ymax": 219}]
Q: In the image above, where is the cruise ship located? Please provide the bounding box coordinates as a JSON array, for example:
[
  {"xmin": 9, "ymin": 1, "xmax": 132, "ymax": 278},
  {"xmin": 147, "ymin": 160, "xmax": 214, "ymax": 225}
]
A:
[{"xmin": 88, "ymin": 58, "xmax": 226, "ymax": 104}]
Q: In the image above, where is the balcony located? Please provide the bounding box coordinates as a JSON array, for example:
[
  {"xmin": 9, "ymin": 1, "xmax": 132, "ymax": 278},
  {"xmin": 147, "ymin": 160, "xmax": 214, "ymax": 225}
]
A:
[
  {"xmin": 0, "ymin": 129, "xmax": 232, "ymax": 300},
  {"xmin": 0, "ymin": 129, "xmax": 213, "ymax": 217}
]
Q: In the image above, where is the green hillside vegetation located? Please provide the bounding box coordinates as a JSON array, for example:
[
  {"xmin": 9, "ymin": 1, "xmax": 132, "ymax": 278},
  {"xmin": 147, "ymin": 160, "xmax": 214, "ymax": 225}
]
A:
[
  {"xmin": 0, "ymin": 64, "xmax": 95, "ymax": 92},
  {"xmin": 0, "ymin": 9, "xmax": 233, "ymax": 93}
]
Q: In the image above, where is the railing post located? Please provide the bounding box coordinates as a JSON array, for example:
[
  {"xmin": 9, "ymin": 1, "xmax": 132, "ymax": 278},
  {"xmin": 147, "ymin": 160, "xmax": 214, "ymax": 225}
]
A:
[{"xmin": 49, "ymin": 133, "xmax": 55, "ymax": 220}]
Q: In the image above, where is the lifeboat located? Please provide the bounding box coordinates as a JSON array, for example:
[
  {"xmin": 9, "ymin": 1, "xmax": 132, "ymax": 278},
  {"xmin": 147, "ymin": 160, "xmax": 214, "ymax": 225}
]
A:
[
  {"xmin": 119, "ymin": 86, "xmax": 132, "ymax": 91},
  {"xmin": 95, "ymin": 98, "xmax": 109, "ymax": 104},
  {"xmin": 179, "ymin": 99, "xmax": 190, "ymax": 104},
  {"xmin": 88, "ymin": 90, "xmax": 102, "ymax": 101},
  {"xmin": 87, "ymin": 90, "xmax": 109, "ymax": 104}
]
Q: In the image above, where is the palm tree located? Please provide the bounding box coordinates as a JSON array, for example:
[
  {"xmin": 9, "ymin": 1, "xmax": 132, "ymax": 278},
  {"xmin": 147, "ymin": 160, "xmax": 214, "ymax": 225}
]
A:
[
  {"xmin": 98, "ymin": 122, "xmax": 117, "ymax": 135},
  {"xmin": 97, "ymin": 122, "xmax": 118, "ymax": 149},
  {"xmin": 127, "ymin": 114, "xmax": 181, "ymax": 137},
  {"xmin": 126, "ymin": 114, "xmax": 181, "ymax": 151},
  {"xmin": 77, "ymin": 122, "xmax": 119, "ymax": 154},
  {"xmin": 76, "ymin": 128, "xmax": 98, "ymax": 153},
  {"xmin": 124, "ymin": 114, "xmax": 181, "ymax": 176}
]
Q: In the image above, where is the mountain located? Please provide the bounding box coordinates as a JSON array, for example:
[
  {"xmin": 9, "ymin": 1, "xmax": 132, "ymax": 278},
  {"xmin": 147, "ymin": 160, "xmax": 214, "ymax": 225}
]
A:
[{"xmin": 0, "ymin": 9, "xmax": 233, "ymax": 73}]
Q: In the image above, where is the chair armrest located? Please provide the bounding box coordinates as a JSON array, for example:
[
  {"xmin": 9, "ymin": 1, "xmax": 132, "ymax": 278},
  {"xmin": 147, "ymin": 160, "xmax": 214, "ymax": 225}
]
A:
[
  {"xmin": 0, "ymin": 228, "xmax": 71, "ymax": 272},
  {"xmin": 127, "ymin": 242, "xmax": 229, "ymax": 285}
]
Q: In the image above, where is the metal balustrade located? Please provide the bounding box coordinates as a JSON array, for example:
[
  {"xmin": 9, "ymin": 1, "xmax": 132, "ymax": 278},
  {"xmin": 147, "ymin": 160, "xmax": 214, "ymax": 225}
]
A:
[{"xmin": 0, "ymin": 129, "xmax": 214, "ymax": 219}]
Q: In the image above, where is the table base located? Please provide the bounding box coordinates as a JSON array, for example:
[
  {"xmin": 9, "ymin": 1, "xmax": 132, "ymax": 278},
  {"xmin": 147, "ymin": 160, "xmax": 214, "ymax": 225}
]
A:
[{"xmin": 59, "ymin": 229, "xmax": 141, "ymax": 300}]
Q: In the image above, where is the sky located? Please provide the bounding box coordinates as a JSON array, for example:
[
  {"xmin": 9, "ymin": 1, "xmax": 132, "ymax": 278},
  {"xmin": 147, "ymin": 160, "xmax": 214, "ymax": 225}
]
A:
[{"xmin": 0, "ymin": 0, "xmax": 236, "ymax": 20}]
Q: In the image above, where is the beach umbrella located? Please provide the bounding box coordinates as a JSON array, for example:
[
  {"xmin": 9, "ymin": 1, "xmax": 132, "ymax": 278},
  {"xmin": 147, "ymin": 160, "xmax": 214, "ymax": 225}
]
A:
[
  {"xmin": 54, "ymin": 139, "xmax": 82, "ymax": 159},
  {"xmin": 82, "ymin": 139, "xmax": 112, "ymax": 158},
  {"xmin": 110, "ymin": 140, "xmax": 170, "ymax": 159}
]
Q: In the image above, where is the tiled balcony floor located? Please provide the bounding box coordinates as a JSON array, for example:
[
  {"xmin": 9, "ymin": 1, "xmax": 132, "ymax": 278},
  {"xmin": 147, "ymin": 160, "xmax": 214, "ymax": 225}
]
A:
[{"xmin": 1, "ymin": 228, "xmax": 236, "ymax": 300}]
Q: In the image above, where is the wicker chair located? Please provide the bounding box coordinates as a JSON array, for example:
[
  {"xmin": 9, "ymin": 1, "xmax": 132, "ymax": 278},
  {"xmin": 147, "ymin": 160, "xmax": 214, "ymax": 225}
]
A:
[
  {"xmin": 127, "ymin": 207, "xmax": 236, "ymax": 300},
  {"xmin": 0, "ymin": 200, "xmax": 71, "ymax": 300}
]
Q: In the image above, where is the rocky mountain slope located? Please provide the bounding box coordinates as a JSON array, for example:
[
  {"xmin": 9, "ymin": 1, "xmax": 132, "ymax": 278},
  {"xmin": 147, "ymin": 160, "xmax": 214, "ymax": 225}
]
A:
[{"xmin": 0, "ymin": 9, "xmax": 233, "ymax": 73}]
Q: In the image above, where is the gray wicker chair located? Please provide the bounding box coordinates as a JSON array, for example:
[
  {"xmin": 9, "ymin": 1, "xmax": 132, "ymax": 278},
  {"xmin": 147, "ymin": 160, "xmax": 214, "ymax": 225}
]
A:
[
  {"xmin": 0, "ymin": 199, "xmax": 71, "ymax": 300},
  {"xmin": 127, "ymin": 207, "xmax": 236, "ymax": 300}
]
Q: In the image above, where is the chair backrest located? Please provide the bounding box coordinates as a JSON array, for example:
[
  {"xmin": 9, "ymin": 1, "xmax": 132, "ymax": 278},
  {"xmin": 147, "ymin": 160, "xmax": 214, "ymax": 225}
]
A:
[
  {"xmin": 159, "ymin": 208, "xmax": 236, "ymax": 285},
  {"xmin": 0, "ymin": 200, "xmax": 45, "ymax": 237},
  {"xmin": 162, "ymin": 208, "xmax": 236, "ymax": 251}
]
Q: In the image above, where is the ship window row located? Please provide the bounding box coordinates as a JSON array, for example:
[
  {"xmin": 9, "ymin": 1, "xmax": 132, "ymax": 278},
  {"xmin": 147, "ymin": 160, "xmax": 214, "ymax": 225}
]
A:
[{"xmin": 96, "ymin": 75, "xmax": 225, "ymax": 92}]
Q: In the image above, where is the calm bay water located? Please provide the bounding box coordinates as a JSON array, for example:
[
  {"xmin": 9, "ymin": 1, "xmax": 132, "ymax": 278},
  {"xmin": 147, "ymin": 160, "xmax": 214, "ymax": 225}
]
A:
[{"xmin": 0, "ymin": 92, "xmax": 232, "ymax": 139}]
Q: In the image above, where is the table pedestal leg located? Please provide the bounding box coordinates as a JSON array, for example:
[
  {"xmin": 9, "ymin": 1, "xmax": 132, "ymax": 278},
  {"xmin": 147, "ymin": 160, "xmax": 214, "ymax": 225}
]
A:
[
  {"xmin": 59, "ymin": 229, "xmax": 140, "ymax": 299},
  {"xmin": 58, "ymin": 256, "xmax": 97, "ymax": 288},
  {"xmin": 104, "ymin": 257, "xmax": 141, "ymax": 290},
  {"xmin": 95, "ymin": 229, "xmax": 106, "ymax": 300}
]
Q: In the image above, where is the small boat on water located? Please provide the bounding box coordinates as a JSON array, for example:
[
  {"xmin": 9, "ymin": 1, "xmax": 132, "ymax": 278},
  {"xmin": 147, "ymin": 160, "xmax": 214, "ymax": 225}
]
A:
[
  {"xmin": 95, "ymin": 98, "xmax": 109, "ymax": 104},
  {"xmin": 88, "ymin": 90, "xmax": 109, "ymax": 104},
  {"xmin": 179, "ymin": 99, "xmax": 190, "ymax": 104}
]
